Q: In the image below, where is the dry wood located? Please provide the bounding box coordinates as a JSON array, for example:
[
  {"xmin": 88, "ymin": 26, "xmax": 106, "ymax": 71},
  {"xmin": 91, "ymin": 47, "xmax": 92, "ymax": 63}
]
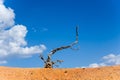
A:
[{"xmin": 40, "ymin": 26, "xmax": 79, "ymax": 68}]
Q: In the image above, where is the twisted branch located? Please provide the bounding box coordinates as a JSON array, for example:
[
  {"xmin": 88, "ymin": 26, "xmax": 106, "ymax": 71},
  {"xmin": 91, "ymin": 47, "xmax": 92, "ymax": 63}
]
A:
[
  {"xmin": 40, "ymin": 26, "xmax": 79, "ymax": 68},
  {"xmin": 47, "ymin": 26, "xmax": 78, "ymax": 59}
]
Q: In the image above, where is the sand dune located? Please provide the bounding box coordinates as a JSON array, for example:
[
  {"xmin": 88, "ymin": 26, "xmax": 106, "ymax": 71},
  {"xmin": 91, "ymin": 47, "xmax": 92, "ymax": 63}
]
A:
[{"xmin": 0, "ymin": 65, "xmax": 120, "ymax": 80}]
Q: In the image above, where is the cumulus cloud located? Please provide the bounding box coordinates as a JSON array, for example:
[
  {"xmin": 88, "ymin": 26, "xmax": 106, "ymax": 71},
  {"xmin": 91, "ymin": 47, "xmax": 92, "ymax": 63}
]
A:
[
  {"xmin": 88, "ymin": 54, "xmax": 120, "ymax": 68},
  {"xmin": 102, "ymin": 54, "xmax": 120, "ymax": 65},
  {"xmin": 0, "ymin": 0, "xmax": 46, "ymax": 63},
  {"xmin": 88, "ymin": 63, "xmax": 106, "ymax": 68},
  {"xmin": 0, "ymin": 0, "xmax": 4, "ymax": 4},
  {"xmin": 0, "ymin": 1, "xmax": 15, "ymax": 30}
]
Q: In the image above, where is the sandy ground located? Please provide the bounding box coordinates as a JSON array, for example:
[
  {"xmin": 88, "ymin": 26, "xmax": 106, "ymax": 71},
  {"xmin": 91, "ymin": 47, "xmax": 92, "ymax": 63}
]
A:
[{"xmin": 0, "ymin": 65, "xmax": 120, "ymax": 80}]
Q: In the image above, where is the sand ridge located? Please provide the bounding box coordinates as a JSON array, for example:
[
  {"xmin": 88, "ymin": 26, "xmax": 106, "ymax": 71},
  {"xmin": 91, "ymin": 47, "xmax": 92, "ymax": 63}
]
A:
[{"xmin": 0, "ymin": 65, "xmax": 120, "ymax": 80}]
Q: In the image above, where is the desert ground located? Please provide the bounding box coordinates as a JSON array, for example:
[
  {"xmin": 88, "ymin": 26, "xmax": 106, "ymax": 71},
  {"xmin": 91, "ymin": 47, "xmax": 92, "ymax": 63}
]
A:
[{"xmin": 0, "ymin": 65, "xmax": 120, "ymax": 80}]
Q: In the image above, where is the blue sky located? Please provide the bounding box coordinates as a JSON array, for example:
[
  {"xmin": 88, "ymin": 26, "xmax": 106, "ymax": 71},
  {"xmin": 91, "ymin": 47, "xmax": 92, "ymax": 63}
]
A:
[{"xmin": 0, "ymin": 0, "xmax": 120, "ymax": 68}]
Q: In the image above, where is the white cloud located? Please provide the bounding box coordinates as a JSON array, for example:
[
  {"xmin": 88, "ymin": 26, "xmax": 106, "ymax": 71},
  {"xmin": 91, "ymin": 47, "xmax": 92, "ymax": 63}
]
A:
[
  {"xmin": 0, "ymin": 0, "xmax": 4, "ymax": 4},
  {"xmin": 0, "ymin": 60, "xmax": 7, "ymax": 64},
  {"xmin": 0, "ymin": 1, "xmax": 15, "ymax": 30},
  {"xmin": 89, "ymin": 63, "xmax": 100, "ymax": 68},
  {"xmin": 88, "ymin": 54, "xmax": 120, "ymax": 68},
  {"xmin": 102, "ymin": 54, "xmax": 120, "ymax": 65},
  {"xmin": 0, "ymin": 0, "xmax": 46, "ymax": 64},
  {"xmin": 88, "ymin": 63, "xmax": 106, "ymax": 68}
]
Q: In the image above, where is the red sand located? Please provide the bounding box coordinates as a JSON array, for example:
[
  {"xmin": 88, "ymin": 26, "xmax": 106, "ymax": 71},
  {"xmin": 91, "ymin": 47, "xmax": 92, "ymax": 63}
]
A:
[{"xmin": 0, "ymin": 65, "xmax": 120, "ymax": 80}]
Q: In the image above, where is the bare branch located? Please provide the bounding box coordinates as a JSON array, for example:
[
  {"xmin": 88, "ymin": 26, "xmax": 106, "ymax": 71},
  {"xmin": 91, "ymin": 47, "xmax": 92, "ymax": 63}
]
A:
[
  {"xmin": 39, "ymin": 54, "xmax": 46, "ymax": 63},
  {"xmin": 56, "ymin": 60, "xmax": 64, "ymax": 64},
  {"xmin": 47, "ymin": 26, "xmax": 79, "ymax": 59},
  {"xmin": 39, "ymin": 26, "xmax": 79, "ymax": 68},
  {"xmin": 70, "ymin": 26, "xmax": 79, "ymax": 46}
]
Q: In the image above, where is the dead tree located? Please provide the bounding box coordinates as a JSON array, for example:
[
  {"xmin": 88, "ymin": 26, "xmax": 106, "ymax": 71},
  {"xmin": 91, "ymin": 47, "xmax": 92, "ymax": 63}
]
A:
[{"xmin": 40, "ymin": 26, "xmax": 79, "ymax": 68}]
